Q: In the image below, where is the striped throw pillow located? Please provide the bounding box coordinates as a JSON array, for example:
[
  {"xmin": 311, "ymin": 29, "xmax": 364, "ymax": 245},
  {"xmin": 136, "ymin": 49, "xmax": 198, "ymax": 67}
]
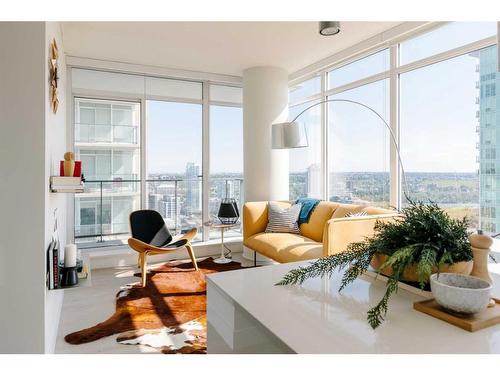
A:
[
  {"xmin": 265, "ymin": 202, "xmax": 302, "ymax": 234},
  {"xmin": 345, "ymin": 211, "xmax": 368, "ymax": 217}
]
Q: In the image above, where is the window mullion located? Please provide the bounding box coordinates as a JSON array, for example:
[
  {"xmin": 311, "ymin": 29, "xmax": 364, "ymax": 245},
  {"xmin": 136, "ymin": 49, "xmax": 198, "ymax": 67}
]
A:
[
  {"xmin": 389, "ymin": 43, "xmax": 400, "ymax": 209},
  {"xmin": 321, "ymin": 71, "xmax": 328, "ymax": 201},
  {"xmin": 202, "ymin": 81, "xmax": 210, "ymax": 241}
]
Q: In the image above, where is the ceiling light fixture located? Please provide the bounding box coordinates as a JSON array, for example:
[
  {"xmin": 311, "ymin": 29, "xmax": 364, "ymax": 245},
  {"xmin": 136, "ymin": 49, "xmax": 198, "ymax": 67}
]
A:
[{"xmin": 319, "ymin": 21, "xmax": 341, "ymax": 36}]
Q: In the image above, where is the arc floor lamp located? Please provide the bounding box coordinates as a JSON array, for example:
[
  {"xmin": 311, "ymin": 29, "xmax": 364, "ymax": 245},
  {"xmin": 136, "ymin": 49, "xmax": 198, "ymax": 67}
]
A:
[{"xmin": 272, "ymin": 98, "xmax": 409, "ymax": 197}]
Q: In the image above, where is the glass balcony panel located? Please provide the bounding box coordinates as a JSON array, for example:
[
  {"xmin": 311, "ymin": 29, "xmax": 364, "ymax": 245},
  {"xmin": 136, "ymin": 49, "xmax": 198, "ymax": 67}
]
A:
[
  {"xmin": 75, "ymin": 180, "xmax": 141, "ymax": 248},
  {"xmin": 208, "ymin": 177, "xmax": 244, "ymax": 239},
  {"xmin": 146, "ymin": 178, "xmax": 204, "ymax": 241}
]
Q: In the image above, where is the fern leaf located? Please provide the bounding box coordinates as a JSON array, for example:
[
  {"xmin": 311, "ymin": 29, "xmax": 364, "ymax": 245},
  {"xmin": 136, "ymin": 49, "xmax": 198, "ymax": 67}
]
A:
[
  {"xmin": 367, "ymin": 277, "xmax": 399, "ymax": 329},
  {"xmin": 416, "ymin": 246, "xmax": 436, "ymax": 289},
  {"xmin": 376, "ymin": 245, "xmax": 416, "ymax": 273},
  {"xmin": 276, "ymin": 247, "xmax": 371, "ymax": 287}
]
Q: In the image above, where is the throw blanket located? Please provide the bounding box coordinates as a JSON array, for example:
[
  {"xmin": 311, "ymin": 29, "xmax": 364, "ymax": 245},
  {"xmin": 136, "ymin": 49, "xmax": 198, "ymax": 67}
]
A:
[{"xmin": 296, "ymin": 197, "xmax": 321, "ymax": 225}]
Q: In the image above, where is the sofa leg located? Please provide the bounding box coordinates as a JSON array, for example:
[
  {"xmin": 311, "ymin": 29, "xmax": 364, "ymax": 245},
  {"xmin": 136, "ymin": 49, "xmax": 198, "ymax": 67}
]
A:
[{"xmin": 254, "ymin": 250, "xmax": 257, "ymax": 267}]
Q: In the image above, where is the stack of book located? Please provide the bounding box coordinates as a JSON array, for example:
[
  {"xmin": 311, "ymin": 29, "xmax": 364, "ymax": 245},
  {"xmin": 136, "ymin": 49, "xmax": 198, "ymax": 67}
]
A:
[
  {"xmin": 50, "ymin": 176, "xmax": 84, "ymax": 193},
  {"xmin": 47, "ymin": 239, "xmax": 60, "ymax": 289}
]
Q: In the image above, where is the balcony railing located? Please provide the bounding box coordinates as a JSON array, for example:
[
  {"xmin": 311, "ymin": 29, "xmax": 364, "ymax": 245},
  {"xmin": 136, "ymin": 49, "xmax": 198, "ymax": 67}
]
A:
[
  {"xmin": 75, "ymin": 123, "xmax": 139, "ymax": 144},
  {"xmin": 74, "ymin": 177, "xmax": 244, "ymax": 247}
]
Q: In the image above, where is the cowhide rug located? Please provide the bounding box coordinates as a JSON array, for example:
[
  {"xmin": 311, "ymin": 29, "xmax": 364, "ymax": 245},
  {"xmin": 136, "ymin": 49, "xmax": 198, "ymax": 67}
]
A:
[{"xmin": 65, "ymin": 257, "xmax": 246, "ymax": 354}]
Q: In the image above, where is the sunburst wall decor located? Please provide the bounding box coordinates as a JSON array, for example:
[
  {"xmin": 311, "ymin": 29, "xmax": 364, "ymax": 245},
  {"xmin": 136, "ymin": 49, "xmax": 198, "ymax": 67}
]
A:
[{"xmin": 49, "ymin": 38, "xmax": 59, "ymax": 114}]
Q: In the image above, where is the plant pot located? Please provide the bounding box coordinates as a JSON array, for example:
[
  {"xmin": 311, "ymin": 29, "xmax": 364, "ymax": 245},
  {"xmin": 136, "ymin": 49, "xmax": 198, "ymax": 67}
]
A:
[{"xmin": 370, "ymin": 253, "xmax": 473, "ymax": 283}]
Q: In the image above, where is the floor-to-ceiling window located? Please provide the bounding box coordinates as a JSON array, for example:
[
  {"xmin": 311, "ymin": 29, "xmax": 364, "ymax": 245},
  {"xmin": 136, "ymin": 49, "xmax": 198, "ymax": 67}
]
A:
[
  {"xmin": 328, "ymin": 79, "xmax": 390, "ymax": 207},
  {"xmin": 399, "ymin": 24, "xmax": 497, "ymax": 231},
  {"xmin": 72, "ymin": 69, "xmax": 242, "ymax": 247},
  {"xmin": 146, "ymin": 101, "xmax": 203, "ymax": 240},
  {"xmin": 400, "ymin": 52, "xmax": 480, "ymax": 225},
  {"xmin": 326, "ymin": 49, "xmax": 390, "ymax": 207},
  {"xmin": 74, "ymin": 93, "xmax": 141, "ymax": 245},
  {"xmin": 209, "ymin": 84, "xmax": 243, "ymax": 239},
  {"xmin": 288, "ymin": 76, "xmax": 322, "ymax": 200}
]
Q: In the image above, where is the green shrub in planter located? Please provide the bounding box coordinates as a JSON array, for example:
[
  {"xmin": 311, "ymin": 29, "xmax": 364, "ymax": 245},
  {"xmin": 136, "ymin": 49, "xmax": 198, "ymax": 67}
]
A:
[{"xmin": 276, "ymin": 200, "xmax": 473, "ymax": 328}]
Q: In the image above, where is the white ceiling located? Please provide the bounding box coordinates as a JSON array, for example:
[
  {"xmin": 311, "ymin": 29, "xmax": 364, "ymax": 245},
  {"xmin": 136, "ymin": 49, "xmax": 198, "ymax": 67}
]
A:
[{"xmin": 61, "ymin": 22, "xmax": 403, "ymax": 77}]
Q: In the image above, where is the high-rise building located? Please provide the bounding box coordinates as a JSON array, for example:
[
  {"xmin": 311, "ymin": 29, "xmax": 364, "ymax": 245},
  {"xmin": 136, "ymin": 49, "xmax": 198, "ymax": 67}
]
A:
[
  {"xmin": 307, "ymin": 163, "xmax": 321, "ymax": 198},
  {"xmin": 148, "ymin": 193, "xmax": 162, "ymax": 212},
  {"xmin": 162, "ymin": 195, "xmax": 179, "ymax": 221},
  {"xmin": 185, "ymin": 162, "xmax": 201, "ymax": 214},
  {"xmin": 74, "ymin": 98, "xmax": 141, "ymax": 243},
  {"xmin": 476, "ymin": 47, "xmax": 499, "ymax": 233}
]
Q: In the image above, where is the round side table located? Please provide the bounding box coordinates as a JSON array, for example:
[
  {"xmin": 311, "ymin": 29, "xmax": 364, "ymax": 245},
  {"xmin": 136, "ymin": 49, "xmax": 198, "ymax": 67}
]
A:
[{"xmin": 204, "ymin": 220, "xmax": 239, "ymax": 264}]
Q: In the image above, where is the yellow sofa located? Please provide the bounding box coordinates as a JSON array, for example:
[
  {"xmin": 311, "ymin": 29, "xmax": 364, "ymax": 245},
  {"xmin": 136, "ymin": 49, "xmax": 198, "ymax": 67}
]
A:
[{"xmin": 243, "ymin": 201, "xmax": 399, "ymax": 263}]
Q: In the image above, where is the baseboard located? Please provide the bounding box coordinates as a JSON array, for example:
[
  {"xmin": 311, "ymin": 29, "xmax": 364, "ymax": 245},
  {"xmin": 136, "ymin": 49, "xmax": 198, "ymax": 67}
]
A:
[{"xmin": 87, "ymin": 239, "xmax": 244, "ymax": 270}]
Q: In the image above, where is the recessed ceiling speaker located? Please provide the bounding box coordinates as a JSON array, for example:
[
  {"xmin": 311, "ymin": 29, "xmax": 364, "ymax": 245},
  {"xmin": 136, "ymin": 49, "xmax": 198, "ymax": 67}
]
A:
[{"xmin": 319, "ymin": 21, "xmax": 341, "ymax": 36}]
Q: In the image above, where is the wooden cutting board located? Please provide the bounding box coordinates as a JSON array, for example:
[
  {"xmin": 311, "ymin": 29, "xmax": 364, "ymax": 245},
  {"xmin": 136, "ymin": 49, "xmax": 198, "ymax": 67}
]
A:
[{"xmin": 414, "ymin": 298, "xmax": 500, "ymax": 332}]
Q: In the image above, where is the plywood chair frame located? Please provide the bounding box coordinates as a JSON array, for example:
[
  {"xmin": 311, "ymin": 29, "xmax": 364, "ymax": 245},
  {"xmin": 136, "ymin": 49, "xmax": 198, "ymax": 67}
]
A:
[{"xmin": 127, "ymin": 211, "xmax": 199, "ymax": 287}]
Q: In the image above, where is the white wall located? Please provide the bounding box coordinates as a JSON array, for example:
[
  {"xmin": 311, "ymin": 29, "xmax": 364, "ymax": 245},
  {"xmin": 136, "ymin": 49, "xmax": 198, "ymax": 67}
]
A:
[
  {"xmin": 44, "ymin": 22, "xmax": 67, "ymax": 354},
  {"xmin": 0, "ymin": 22, "xmax": 67, "ymax": 354},
  {"xmin": 0, "ymin": 22, "xmax": 47, "ymax": 354}
]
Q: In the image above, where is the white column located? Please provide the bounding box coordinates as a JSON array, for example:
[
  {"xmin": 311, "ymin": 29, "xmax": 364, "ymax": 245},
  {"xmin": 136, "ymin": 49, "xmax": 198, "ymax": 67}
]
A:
[{"xmin": 243, "ymin": 66, "xmax": 289, "ymax": 202}]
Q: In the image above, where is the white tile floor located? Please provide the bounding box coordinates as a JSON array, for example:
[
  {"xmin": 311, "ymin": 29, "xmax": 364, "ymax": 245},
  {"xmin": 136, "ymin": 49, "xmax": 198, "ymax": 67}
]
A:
[{"xmin": 55, "ymin": 253, "xmax": 257, "ymax": 354}]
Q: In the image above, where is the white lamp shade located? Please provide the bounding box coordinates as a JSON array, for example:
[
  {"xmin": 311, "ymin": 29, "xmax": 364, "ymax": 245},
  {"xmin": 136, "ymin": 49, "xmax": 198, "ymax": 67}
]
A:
[{"xmin": 272, "ymin": 121, "xmax": 308, "ymax": 149}]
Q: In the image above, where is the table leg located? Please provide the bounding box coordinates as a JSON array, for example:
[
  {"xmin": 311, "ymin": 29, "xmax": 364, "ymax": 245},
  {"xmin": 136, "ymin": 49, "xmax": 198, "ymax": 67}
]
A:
[{"xmin": 213, "ymin": 226, "xmax": 232, "ymax": 264}]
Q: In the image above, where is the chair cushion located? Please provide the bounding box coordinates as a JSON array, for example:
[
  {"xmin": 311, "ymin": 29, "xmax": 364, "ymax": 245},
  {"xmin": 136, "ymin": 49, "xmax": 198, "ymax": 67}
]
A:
[{"xmin": 244, "ymin": 232, "xmax": 323, "ymax": 263}]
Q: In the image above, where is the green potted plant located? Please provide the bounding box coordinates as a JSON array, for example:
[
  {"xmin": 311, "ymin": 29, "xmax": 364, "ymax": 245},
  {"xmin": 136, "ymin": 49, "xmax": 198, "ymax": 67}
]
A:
[{"xmin": 276, "ymin": 200, "xmax": 474, "ymax": 329}]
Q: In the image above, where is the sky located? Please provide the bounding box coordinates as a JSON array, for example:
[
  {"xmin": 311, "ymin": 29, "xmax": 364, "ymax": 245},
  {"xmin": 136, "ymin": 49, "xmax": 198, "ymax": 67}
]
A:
[{"xmin": 147, "ymin": 101, "xmax": 243, "ymax": 175}]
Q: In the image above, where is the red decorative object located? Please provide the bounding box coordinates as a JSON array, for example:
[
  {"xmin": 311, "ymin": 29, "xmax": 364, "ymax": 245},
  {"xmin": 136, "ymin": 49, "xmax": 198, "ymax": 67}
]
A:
[
  {"xmin": 73, "ymin": 161, "xmax": 82, "ymax": 177},
  {"xmin": 60, "ymin": 160, "xmax": 82, "ymax": 177}
]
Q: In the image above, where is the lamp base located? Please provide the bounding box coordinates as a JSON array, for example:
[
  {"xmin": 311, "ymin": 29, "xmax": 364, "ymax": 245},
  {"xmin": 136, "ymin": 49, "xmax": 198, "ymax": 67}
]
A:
[{"xmin": 213, "ymin": 256, "xmax": 233, "ymax": 264}]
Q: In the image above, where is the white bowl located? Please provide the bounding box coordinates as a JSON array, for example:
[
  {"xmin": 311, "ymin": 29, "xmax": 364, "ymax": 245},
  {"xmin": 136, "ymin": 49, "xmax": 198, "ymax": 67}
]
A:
[{"xmin": 430, "ymin": 273, "xmax": 492, "ymax": 315}]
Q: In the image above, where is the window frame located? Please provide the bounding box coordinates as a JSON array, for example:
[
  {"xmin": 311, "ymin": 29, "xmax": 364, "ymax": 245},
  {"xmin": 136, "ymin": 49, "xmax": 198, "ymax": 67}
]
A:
[
  {"xmin": 69, "ymin": 70, "xmax": 243, "ymax": 246},
  {"xmin": 207, "ymin": 101, "xmax": 244, "ymax": 239}
]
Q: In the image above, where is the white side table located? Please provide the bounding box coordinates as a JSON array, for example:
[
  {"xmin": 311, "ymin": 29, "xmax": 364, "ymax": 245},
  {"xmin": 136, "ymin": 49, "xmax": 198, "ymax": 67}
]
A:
[{"xmin": 204, "ymin": 220, "xmax": 239, "ymax": 264}]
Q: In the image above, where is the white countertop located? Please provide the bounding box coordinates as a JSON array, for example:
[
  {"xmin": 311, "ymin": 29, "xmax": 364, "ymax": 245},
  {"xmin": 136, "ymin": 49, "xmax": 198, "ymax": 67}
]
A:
[{"xmin": 207, "ymin": 261, "xmax": 500, "ymax": 354}]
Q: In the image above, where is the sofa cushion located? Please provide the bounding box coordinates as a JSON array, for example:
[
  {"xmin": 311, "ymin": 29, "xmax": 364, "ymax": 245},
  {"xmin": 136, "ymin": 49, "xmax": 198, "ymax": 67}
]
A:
[
  {"xmin": 299, "ymin": 201, "xmax": 338, "ymax": 242},
  {"xmin": 244, "ymin": 232, "xmax": 323, "ymax": 263},
  {"xmin": 330, "ymin": 203, "xmax": 366, "ymax": 219},
  {"xmin": 364, "ymin": 206, "xmax": 396, "ymax": 215}
]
